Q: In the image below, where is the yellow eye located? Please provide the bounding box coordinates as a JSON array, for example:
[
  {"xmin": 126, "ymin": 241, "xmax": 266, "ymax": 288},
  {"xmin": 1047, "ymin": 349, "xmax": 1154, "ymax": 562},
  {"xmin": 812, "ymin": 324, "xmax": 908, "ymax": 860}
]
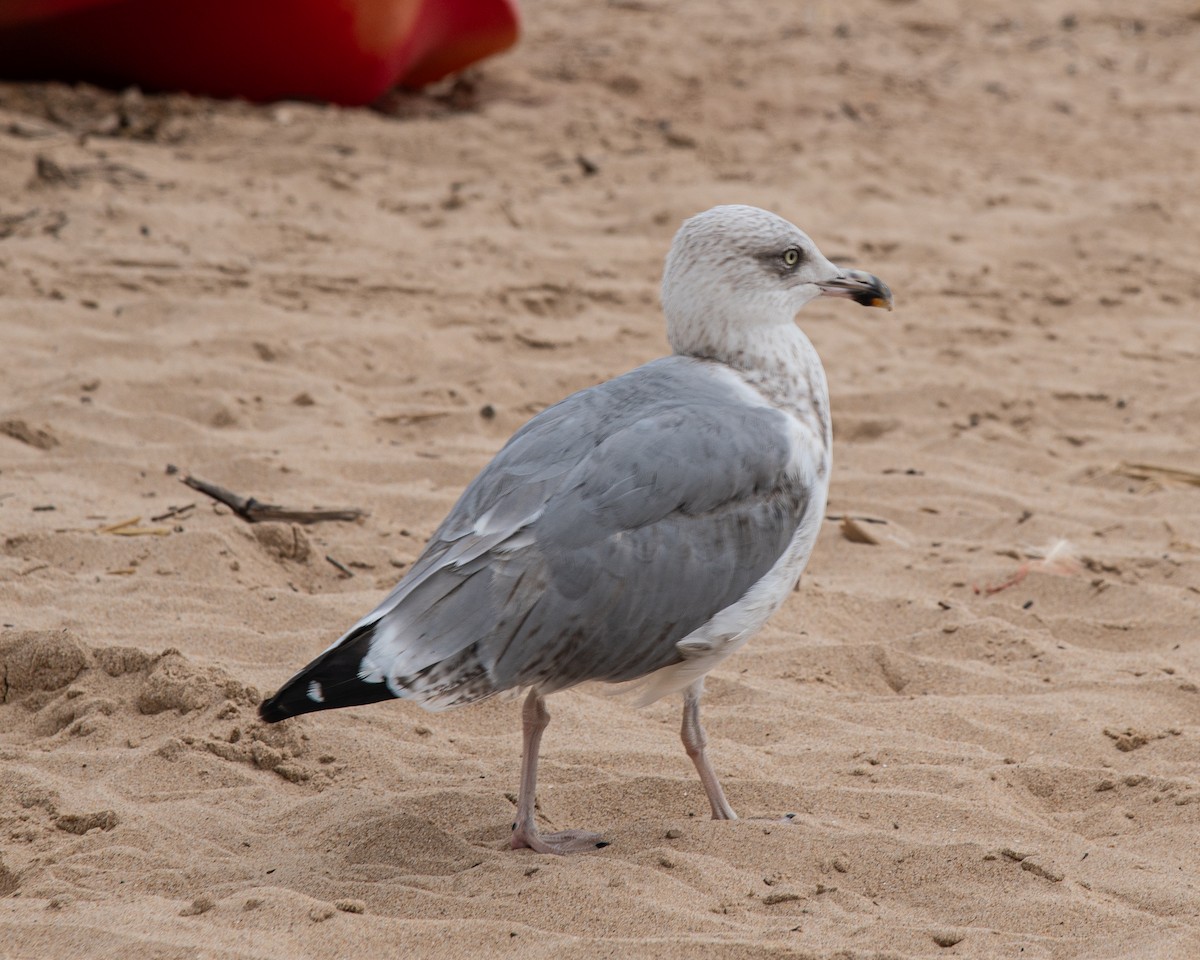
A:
[{"xmin": 783, "ymin": 248, "xmax": 800, "ymax": 267}]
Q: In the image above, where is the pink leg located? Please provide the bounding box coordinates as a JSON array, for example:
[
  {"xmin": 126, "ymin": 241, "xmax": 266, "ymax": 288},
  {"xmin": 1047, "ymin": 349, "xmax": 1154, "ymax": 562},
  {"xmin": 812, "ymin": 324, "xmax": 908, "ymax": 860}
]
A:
[
  {"xmin": 681, "ymin": 679, "xmax": 737, "ymax": 820},
  {"xmin": 510, "ymin": 689, "xmax": 608, "ymax": 854}
]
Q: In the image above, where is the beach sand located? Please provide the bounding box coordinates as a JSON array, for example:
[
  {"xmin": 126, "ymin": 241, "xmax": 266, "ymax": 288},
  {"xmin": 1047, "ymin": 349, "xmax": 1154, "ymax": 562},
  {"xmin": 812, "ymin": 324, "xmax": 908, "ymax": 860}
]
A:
[{"xmin": 2, "ymin": 1, "xmax": 1199, "ymax": 956}]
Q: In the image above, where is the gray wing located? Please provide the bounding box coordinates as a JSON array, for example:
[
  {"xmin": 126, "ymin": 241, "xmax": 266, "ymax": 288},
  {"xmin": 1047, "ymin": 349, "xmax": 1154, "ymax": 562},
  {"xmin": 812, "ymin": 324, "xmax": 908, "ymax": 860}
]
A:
[{"xmin": 351, "ymin": 356, "xmax": 812, "ymax": 707}]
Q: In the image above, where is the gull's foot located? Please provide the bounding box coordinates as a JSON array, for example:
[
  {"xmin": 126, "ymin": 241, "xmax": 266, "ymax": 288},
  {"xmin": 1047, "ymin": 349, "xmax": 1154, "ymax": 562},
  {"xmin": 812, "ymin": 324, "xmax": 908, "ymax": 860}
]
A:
[{"xmin": 510, "ymin": 824, "xmax": 609, "ymax": 855}]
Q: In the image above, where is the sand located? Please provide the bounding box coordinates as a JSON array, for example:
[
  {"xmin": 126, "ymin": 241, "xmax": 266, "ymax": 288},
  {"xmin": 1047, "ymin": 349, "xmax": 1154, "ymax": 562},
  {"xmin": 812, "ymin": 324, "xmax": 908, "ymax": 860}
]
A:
[{"xmin": 2, "ymin": 0, "xmax": 1199, "ymax": 957}]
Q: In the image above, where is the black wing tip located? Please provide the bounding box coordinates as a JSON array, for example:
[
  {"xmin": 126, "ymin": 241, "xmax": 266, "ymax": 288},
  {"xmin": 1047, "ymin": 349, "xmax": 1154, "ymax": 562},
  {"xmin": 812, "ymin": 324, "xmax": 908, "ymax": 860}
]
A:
[
  {"xmin": 258, "ymin": 675, "xmax": 397, "ymax": 723},
  {"xmin": 257, "ymin": 621, "xmax": 397, "ymax": 724},
  {"xmin": 258, "ymin": 697, "xmax": 291, "ymax": 723}
]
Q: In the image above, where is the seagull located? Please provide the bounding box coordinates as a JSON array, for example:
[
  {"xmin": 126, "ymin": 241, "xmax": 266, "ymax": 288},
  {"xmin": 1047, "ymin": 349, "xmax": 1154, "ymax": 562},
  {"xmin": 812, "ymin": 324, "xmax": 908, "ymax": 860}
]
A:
[{"xmin": 259, "ymin": 205, "xmax": 893, "ymax": 854}]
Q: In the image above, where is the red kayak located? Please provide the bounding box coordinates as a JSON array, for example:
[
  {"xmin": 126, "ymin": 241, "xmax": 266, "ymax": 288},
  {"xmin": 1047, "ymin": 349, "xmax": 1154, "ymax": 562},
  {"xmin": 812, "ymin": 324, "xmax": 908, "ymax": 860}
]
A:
[{"xmin": 0, "ymin": 0, "xmax": 519, "ymax": 105}]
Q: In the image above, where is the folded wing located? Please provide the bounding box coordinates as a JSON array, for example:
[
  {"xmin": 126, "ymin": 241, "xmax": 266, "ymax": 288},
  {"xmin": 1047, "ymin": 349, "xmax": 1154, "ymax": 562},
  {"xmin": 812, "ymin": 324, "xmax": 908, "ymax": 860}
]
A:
[{"xmin": 259, "ymin": 356, "xmax": 813, "ymax": 720}]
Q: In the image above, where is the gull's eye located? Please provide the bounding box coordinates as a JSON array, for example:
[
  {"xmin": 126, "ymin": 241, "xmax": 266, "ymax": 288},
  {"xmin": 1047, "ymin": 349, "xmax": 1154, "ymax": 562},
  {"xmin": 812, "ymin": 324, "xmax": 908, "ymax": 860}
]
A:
[{"xmin": 782, "ymin": 247, "xmax": 801, "ymax": 268}]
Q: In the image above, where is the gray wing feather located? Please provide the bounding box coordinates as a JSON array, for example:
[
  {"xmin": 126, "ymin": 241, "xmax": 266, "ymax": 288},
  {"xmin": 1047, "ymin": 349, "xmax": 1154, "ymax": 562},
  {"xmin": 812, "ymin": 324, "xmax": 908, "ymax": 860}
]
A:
[{"xmin": 351, "ymin": 356, "xmax": 811, "ymax": 705}]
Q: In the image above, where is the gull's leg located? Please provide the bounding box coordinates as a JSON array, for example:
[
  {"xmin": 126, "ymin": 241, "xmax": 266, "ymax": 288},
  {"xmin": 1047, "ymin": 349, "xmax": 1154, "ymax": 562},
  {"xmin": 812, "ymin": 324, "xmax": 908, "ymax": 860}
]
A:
[
  {"xmin": 510, "ymin": 689, "xmax": 608, "ymax": 854},
  {"xmin": 681, "ymin": 678, "xmax": 738, "ymax": 820}
]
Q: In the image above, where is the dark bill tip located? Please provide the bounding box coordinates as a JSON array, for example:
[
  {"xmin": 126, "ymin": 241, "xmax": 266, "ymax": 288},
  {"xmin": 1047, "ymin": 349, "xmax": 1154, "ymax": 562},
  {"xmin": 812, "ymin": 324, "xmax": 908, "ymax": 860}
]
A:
[{"xmin": 816, "ymin": 269, "xmax": 894, "ymax": 311}]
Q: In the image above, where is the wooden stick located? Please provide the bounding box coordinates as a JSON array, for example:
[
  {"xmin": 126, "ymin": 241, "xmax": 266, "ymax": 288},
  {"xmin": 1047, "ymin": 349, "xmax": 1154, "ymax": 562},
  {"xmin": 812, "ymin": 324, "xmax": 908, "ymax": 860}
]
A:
[
  {"xmin": 181, "ymin": 473, "xmax": 365, "ymax": 524},
  {"xmin": 325, "ymin": 555, "xmax": 355, "ymax": 578}
]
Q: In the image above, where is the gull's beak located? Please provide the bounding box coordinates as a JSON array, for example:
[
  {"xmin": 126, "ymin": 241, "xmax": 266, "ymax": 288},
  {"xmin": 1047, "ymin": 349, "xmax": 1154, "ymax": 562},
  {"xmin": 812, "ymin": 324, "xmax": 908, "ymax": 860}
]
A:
[{"xmin": 816, "ymin": 269, "xmax": 894, "ymax": 311}]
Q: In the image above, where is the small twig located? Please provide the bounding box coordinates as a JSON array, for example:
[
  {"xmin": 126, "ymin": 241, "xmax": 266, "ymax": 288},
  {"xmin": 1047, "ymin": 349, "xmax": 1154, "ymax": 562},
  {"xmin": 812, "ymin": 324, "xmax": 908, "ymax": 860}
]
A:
[
  {"xmin": 377, "ymin": 410, "xmax": 451, "ymax": 426},
  {"xmin": 97, "ymin": 516, "xmax": 171, "ymax": 537},
  {"xmin": 499, "ymin": 199, "xmax": 521, "ymax": 229},
  {"xmin": 1116, "ymin": 461, "xmax": 1200, "ymax": 488},
  {"xmin": 150, "ymin": 502, "xmax": 196, "ymax": 523},
  {"xmin": 826, "ymin": 514, "xmax": 889, "ymax": 525},
  {"xmin": 325, "ymin": 555, "xmax": 354, "ymax": 578},
  {"xmin": 98, "ymin": 517, "xmax": 141, "ymax": 533},
  {"xmin": 181, "ymin": 473, "xmax": 365, "ymax": 524}
]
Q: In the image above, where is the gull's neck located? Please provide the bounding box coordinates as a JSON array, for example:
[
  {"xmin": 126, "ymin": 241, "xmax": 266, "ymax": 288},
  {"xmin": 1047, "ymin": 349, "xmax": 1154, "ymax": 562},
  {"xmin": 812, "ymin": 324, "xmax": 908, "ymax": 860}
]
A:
[{"xmin": 676, "ymin": 320, "xmax": 832, "ymax": 456}]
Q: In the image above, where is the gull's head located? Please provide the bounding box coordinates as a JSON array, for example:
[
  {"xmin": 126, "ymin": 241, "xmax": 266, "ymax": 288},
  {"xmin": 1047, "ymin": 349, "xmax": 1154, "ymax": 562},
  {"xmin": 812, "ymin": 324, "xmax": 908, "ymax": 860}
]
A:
[{"xmin": 661, "ymin": 204, "xmax": 892, "ymax": 358}]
